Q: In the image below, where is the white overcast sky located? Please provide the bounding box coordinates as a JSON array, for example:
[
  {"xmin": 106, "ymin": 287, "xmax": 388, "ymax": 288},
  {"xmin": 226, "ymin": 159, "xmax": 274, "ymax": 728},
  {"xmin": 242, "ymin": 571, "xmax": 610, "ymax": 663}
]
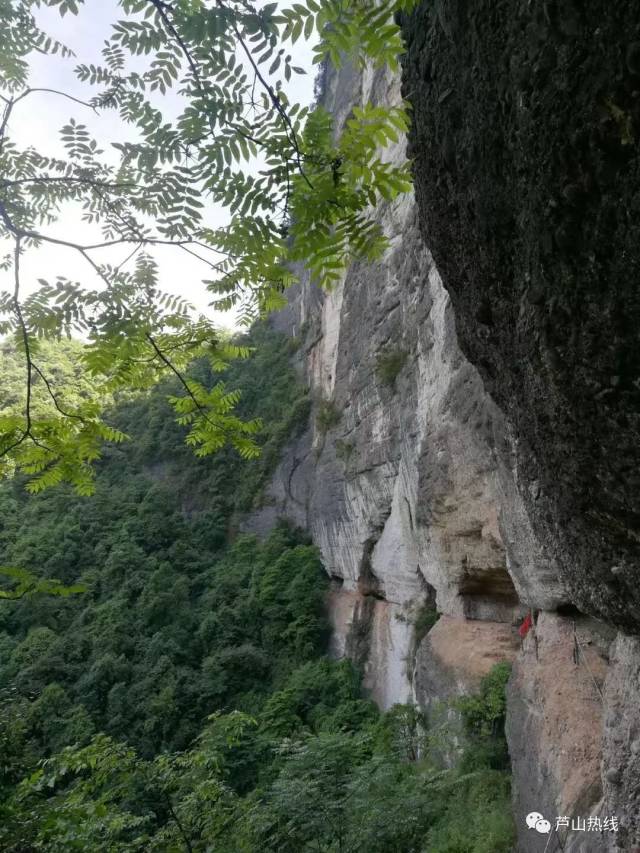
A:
[{"xmin": 2, "ymin": 1, "xmax": 316, "ymax": 328}]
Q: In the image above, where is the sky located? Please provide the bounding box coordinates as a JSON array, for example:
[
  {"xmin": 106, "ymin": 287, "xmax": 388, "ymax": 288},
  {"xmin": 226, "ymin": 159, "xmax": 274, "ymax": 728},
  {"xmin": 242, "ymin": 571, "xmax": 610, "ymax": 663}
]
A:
[{"xmin": 2, "ymin": 1, "xmax": 316, "ymax": 328}]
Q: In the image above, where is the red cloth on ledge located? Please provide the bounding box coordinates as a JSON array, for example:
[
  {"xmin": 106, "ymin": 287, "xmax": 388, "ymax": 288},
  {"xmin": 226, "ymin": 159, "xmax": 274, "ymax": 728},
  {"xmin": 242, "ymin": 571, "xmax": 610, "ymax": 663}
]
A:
[{"xmin": 518, "ymin": 613, "xmax": 533, "ymax": 638}]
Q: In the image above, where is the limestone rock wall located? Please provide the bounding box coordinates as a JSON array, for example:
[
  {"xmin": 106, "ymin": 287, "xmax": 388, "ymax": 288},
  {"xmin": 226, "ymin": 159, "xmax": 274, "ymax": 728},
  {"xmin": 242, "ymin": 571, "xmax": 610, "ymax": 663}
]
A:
[
  {"xmin": 507, "ymin": 613, "xmax": 614, "ymax": 853},
  {"xmin": 396, "ymin": 0, "xmax": 640, "ymax": 846},
  {"xmin": 254, "ymin": 57, "xmax": 547, "ymax": 707},
  {"xmin": 247, "ymin": 17, "xmax": 640, "ymax": 849},
  {"xmin": 602, "ymin": 634, "xmax": 640, "ymax": 852},
  {"xmin": 400, "ymin": 0, "xmax": 640, "ymax": 635}
]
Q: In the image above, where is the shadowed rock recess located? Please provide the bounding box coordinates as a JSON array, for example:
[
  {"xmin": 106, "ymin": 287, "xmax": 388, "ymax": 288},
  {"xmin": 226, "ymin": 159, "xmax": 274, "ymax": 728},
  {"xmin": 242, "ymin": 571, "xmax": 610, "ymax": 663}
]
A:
[{"xmin": 248, "ymin": 5, "xmax": 639, "ymax": 851}]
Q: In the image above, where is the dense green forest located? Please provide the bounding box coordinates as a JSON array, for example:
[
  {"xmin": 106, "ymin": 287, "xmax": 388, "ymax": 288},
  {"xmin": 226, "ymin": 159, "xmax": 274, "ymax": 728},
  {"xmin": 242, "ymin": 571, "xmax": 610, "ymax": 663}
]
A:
[{"xmin": 0, "ymin": 329, "xmax": 514, "ymax": 851}]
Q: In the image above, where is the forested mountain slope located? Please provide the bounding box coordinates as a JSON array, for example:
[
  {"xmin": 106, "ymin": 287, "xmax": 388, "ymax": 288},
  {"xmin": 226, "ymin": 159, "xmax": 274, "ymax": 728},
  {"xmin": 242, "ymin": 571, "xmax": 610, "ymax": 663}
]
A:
[{"xmin": 0, "ymin": 330, "xmax": 513, "ymax": 851}]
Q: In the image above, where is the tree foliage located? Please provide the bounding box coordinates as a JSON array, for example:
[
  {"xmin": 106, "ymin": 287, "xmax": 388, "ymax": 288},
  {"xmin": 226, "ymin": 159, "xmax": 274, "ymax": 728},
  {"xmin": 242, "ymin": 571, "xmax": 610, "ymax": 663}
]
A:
[
  {"xmin": 0, "ymin": 334, "xmax": 516, "ymax": 851},
  {"xmin": 0, "ymin": 0, "xmax": 416, "ymax": 492},
  {"xmin": 0, "ymin": 565, "xmax": 85, "ymax": 600}
]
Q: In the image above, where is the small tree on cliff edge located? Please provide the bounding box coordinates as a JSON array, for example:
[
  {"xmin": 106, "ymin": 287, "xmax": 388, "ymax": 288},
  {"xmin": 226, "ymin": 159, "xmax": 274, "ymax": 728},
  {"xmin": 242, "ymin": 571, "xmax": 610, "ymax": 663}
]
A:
[{"xmin": 0, "ymin": 0, "xmax": 418, "ymax": 495}]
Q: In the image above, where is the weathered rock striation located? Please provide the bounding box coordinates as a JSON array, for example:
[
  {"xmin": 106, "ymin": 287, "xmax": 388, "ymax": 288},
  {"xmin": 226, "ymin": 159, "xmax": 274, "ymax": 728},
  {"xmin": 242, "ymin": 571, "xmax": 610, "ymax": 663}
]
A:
[
  {"xmin": 248, "ymin": 7, "xmax": 640, "ymax": 849},
  {"xmin": 250, "ymin": 55, "xmax": 540, "ymax": 706}
]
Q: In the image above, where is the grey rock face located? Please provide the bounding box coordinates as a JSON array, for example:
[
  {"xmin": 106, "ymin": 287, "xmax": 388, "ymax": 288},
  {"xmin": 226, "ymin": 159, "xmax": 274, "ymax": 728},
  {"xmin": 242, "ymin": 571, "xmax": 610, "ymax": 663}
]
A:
[
  {"xmin": 506, "ymin": 613, "xmax": 615, "ymax": 853},
  {"xmin": 395, "ymin": 0, "xmax": 640, "ymax": 840},
  {"xmin": 602, "ymin": 634, "xmax": 640, "ymax": 851},
  {"xmin": 249, "ymin": 57, "xmax": 567, "ymax": 709},
  {"xmin": 247, "ymin": 21, "xmax": 640, "ymax": 850},
  {"xmin": 400, "ymin": 0, "xmax": 640, "ymax": 633}
]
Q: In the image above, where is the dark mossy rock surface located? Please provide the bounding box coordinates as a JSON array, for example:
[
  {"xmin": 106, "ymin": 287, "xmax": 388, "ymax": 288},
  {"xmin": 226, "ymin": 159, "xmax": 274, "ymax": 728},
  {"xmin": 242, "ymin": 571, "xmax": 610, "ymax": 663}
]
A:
[{"xmin": 401, "ymin": 0, "xmax": 640, "ymax": 630}]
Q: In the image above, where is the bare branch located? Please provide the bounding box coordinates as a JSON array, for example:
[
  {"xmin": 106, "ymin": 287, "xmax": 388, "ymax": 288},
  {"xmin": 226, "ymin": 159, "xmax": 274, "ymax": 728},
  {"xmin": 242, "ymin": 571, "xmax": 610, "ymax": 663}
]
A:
[
  {"xmin": 31, "ymin": 362, "xmax": 85, "ymax": 422},
  {"xmin": 26, "ymin": 87, "xmax": 99, "ymax": 113},
  {"xmin": 116, "ymin": 241, "xmax": 144, "ymax": 273},
  {"xmin": 0, "ymin": 199, "xmax": 226, "ymax": 259},
  {"xmin": 219, "ymin": 0, "xmax": 314, "ymax": 191}
]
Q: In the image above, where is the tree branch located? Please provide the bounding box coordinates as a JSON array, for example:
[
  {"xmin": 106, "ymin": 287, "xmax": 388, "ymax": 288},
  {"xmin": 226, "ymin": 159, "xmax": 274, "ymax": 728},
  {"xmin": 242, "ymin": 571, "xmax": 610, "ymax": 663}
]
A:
[
  {"xmin": 0, "ymin": 238, "xmax": 54, "ymax": 460},
  {"xmin": 147, "ymin": 0, "xmax": 310, "ymax": 200},
  {"xmin": 219, "ymin": 0, "xmax": 314, "ymax": 191},
  {"xmin": 145, "ymin": 333, "xmax": 234, "ymax": 439},
  {"xmin": 1, "ymin": 176, "xmax": 139, "ymax": 191},
  {"xmin": 0, "ymin": 199, "xmax": 225, "ymax": 258},
  {"xmin": 31, "ymin": 362, "xmax": 85, "ymax": 422},
  {"xmin": 163, "ymin": 792, "xmax": 194, "ymax": 853},
  {"xmin": 26, "ymin": 87, "xmax": 99, "ymax": 113}
]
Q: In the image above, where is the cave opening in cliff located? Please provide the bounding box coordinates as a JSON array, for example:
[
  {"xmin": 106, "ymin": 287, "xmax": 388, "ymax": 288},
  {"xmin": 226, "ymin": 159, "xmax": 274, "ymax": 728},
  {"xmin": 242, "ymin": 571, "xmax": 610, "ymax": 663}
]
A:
[
  {"xmin": 556, "ymin": 602, "xmax": 584, "ymax": 618},
  {"xmin": 458, "ymin": 565, "xmax": 520, "ymax": 621}
]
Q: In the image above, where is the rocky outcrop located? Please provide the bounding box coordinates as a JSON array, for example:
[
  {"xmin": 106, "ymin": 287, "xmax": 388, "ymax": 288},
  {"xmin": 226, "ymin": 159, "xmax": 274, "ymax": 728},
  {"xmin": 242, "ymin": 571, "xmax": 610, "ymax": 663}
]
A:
[
  {"xmin": 248, "ymin": 7, "xmax": 640, "ymax": 846},
  {"xmin": 252, "ymin": 50, "xmax": 565, "ymax": 822},
  {"xmin": 413, "ymin": 615, "xmax": 519, "ymax": 708},
  {"xmin": 253, "ymin": 56, "xmax": 565, "ymax": 704},
  {"xmin": 507, "ymin": 613, "xmax": 613, "ymax": 853},
  {"xmin": 398, "ymin": 1, "xmax": 640, "ymax": 842},
  {"xmin": 400, "ymin": 0, "xmax": 640, "ymax": 634},
  {"xmin": 602, "ymin": 634, "xmax": 640, "ymax": 851}
]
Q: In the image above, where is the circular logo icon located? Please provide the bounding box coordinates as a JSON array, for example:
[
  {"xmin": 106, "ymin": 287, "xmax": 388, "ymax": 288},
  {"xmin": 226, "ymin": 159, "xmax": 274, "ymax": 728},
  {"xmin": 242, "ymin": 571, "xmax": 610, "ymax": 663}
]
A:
[{"xmin": 526, "ymin": 812, "xmax": 544, "ymax": 829}]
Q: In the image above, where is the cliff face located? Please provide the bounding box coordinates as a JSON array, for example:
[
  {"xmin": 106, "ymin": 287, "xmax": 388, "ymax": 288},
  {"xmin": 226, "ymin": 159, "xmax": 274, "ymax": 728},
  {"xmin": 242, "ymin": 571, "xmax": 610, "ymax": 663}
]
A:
[
  {"xmin": 399, "ymin": 1, "xmax": 640, "ymax": 848},
  {"xmin": 400, "ymin": 0, "xmax": 640, "ymax": 632},
  {"xmin": 248, "ymin": 10, "xmax": 640, "ymax": 850}
]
